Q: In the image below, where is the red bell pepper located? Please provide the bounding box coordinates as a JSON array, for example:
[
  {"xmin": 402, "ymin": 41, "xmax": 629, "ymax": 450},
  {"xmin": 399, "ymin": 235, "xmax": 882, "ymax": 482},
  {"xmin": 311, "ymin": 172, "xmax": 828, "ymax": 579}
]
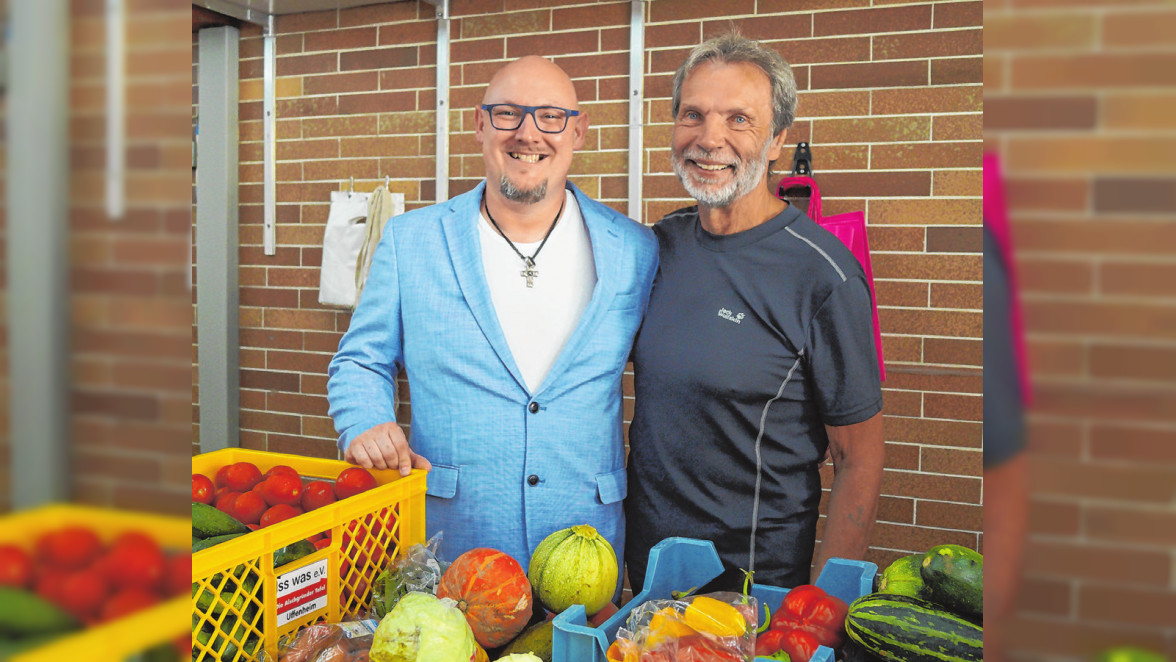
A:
[{"xmin": 755, "ymin": 584, "xmax": 849, "ymax": 662}]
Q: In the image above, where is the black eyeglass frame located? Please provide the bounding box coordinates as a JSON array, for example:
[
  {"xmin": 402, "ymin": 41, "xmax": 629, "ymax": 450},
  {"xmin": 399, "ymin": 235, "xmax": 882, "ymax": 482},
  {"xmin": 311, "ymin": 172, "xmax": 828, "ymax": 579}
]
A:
[{"xmin": 480, "ymin": 103, "xmax": 581, "ymax": 134}]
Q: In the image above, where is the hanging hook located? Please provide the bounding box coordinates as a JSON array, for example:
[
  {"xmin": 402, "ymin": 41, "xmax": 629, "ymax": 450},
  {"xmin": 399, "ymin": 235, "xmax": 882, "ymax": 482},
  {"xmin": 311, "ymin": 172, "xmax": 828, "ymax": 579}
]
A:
[
  {"xmin": 349, "ymin": 176, "xmax": 355, "ymax": 195},
  {"xmin": 385, "ymin": 174, "xmax": 390, "ymax": 189},
  {"xmin": 791, "ymin": 142, "xmax": 812, "ymax": 177}
]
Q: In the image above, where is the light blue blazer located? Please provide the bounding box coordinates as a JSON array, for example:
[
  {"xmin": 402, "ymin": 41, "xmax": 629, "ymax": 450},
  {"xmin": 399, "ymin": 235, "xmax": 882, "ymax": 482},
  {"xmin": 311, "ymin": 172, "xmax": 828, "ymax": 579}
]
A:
[{"xmin": 327, "ymin": 180, "xmax": 658, "ymax": 572}]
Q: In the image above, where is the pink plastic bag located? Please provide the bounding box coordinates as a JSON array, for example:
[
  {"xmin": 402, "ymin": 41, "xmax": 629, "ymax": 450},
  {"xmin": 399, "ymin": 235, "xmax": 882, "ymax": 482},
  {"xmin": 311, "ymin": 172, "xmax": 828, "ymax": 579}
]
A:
[
  {"xmin": 983, "ymin": 153, "xmax": 1032, "ymax": 405},
  {"xmin": 777, "ymin": 176, "xmax": 885, "ymax": 381}
]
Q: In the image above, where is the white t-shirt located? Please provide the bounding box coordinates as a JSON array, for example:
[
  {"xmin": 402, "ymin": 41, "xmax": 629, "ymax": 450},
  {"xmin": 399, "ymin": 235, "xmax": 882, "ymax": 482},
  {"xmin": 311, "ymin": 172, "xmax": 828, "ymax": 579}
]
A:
[{"xmin": 479, "ymin": 190, "xmax": 597, "ymax": 393}]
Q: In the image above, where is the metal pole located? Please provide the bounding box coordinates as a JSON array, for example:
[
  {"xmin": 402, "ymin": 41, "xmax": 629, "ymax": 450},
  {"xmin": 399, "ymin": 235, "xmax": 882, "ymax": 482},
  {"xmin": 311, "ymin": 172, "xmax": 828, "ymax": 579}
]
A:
[
  {"xmin": 7, "ymin": 0, "xmax": 71, "ymax": 507},
  {"xmin": 196, "ymin": 26, "xmax": 242, "ymax": 452}
]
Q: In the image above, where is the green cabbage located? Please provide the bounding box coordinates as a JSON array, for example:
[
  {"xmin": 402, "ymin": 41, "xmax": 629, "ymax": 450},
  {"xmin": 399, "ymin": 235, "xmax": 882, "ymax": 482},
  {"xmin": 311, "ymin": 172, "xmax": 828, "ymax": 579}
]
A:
[{"xmin": 370, "ymin": 592, "xmax": 475, "ymax": 662}]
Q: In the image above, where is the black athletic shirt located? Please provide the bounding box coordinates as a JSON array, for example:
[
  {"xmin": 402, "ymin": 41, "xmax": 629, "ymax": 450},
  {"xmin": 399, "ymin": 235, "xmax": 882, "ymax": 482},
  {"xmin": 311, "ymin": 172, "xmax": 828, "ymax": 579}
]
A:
[
  {"xmin": 625, "ymin": 203, "xmax": 883, "ymax": 590},
  {"xmin": 983, "ymin": 224, "xmax": 1026, "ymax": 468}
]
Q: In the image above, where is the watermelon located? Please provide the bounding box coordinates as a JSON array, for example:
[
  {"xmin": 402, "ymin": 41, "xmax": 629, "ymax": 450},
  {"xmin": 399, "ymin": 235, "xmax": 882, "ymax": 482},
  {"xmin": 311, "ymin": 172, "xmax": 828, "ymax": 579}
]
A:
[
  {"xmin": 845, "ymin": 593, "xmax": 982, "ymax": 662},
  {"xmin": 920, "ymin": 545, "xmax": 982, "ymax": 620}
]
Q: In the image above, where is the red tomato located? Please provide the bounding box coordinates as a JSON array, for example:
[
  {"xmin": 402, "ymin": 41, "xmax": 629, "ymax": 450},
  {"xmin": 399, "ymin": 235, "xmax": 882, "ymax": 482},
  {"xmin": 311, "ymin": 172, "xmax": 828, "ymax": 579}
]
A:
[
  {"xmin": 224, "ymin": 462, "xmax": 263, "ymax": 492},
  {"xmin": 100, "ymin": 588, "xmax": 159, "ymax": 622},
  {"xmin": 102, "ymin": 535, "xmax": 165, "ymax": 592},
  {"xmin": 334, "ymin": 467, "xmax": 377, "ymax": 500},
  {"xmin": 215, "ymin": 490, "xmax": 242, "ymax": 514},
  {"xmin": 259, "ymin": 504, "xmax": 302, "ymax": 528},
  {"xmin": 230, "ymin": 491, "xmax": 267, "ymax": 525},
  {"xmin": 300, "ymin": 480, "xmax": 336, "ymax": 512},
  {"xmin": 342, "ymin": 520, "xmax": 368, "ymax": 548},
  {"xmin": 260, "ymin": 474, "xmax": 303, "ymax": 507},
  {"xmin": 0, "ymin": 545, "xmax": 34, "ymax": 589},
  {"xmin": 215, "ymin": 465, "xmax": 232, "ymax": 489},
  {"xmin": 165, "ymin": 553, "xmax": 191, "ymax": 597},
  {"xmin": 34, "ymin": 569, "xmax": 67, "ymax": 604},
  {"xmin": 192, "ymin": 474, "xmax": 215, "ymax": 505},
  {"xmin": 58, "ymin": 568, "xmax": 110, "ymax": 619},
  {"xmin": 313, "ymin": 538, "xmax": 331, "ymax": 551},
  {"xmin": 39, "ymin": 526, "xmax": 103, "ymax": 571},
  {"xmin": 264, "ymin": 465, "xmax": 301, "ymax": 480}
]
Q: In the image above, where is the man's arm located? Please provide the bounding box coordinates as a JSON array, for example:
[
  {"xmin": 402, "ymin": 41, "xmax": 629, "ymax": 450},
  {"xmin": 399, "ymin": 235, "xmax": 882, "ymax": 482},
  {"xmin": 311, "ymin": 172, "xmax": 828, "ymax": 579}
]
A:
[{"xmin": 811, "ymin": 411, "xmax": 885, "ymax": 582}]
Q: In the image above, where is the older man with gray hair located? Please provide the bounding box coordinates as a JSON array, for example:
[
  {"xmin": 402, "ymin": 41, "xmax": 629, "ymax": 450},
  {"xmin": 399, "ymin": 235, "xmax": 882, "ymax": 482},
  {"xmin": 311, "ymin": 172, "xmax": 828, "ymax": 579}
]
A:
[{"xmin": 625, "ymin": 32, "xmax": 885, "ymax": 590}]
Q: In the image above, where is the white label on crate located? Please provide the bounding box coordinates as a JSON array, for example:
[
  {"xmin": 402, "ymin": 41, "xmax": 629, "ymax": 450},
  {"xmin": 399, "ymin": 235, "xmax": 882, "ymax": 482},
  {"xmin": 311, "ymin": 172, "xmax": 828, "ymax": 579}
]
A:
[{"xmin": 275, "ymin": 558, "xmax": 329, "ymax": 627}]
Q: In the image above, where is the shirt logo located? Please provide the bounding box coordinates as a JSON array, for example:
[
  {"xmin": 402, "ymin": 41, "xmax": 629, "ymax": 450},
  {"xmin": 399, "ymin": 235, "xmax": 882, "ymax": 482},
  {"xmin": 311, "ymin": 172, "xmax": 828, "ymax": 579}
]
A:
[{"xmin": 717, "ymin": 308, "xmax": 745, "ymax": 324}]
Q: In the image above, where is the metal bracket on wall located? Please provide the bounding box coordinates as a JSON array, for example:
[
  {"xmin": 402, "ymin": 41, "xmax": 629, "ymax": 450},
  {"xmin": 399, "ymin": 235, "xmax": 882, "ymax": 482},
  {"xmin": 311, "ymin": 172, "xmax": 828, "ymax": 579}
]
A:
[
  {"xmin": 423, "ymin": 0, "xmax": 451, "ymax": 203},
  {"xmin": 263, "ymin": 13, "xmax": 276, "ymax": 255},
  {"xmin": 791, "ymin": 141, "xmax": 813, "ymax": 176},
  {"xmin": 627, "ymin": 0, "xmax": 644, "ymax": 224}
]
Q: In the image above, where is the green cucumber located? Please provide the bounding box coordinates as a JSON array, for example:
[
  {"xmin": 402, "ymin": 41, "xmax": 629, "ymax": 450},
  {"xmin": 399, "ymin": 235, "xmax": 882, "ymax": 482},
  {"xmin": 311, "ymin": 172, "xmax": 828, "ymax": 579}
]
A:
[
  {"xmin": 193, "ymin": 531, "xmax": 248, "ymax": 553},
  {"xmin": 273, "ymin": 539, "xmax": 317, "ymax": 568},
  {"xmin": 0, "ymin": 586, "xmax": 79, "ymax": 637},
  {"xmin": 845, "ymin": 593, "xmax": 982, "ymax": 662},
  {"xmin": 920, "ymin": 544, "xmax": 983, "ymax": 619},
  {"xmin": 878, "ymin": 553, "xmax": 927, "ymax": 599},
  {"xmin": 193, "ymin": 502, "xmax": 250, "ymax": 539}
]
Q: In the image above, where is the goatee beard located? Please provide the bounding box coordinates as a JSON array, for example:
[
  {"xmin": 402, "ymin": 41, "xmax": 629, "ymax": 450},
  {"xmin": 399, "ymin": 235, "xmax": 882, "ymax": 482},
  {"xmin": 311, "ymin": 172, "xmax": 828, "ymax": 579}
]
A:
[
  {"xmin": 672, "ymin": 137, "xmax": 773, "ymax": 208},
  {"xmin": 499, "ymin": 175, "xmax": 547, "ymax": 205}
]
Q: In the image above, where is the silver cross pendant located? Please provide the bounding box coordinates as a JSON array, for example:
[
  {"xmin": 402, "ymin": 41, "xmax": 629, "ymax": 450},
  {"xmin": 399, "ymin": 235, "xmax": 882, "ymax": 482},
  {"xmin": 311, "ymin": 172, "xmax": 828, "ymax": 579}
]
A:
[{"xmin": 520, "ymin": 258, "xmax": 538, "ymax": 288}]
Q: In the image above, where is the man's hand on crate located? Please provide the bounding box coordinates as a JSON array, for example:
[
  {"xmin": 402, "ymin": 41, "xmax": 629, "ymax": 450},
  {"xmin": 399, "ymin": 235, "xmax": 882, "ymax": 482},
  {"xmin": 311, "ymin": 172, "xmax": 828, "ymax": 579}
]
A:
[{"xmin": 345, "ymin": 422, "xmax": 433, "ymax": 476}]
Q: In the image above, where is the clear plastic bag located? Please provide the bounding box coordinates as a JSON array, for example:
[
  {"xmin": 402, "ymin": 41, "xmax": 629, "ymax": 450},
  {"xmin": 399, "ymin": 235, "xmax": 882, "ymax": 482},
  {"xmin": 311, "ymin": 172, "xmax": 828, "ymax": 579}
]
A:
[
  {"xmin": 271, "ymin": 619, "xmax": 379, "ymax": 662},
  {"xmin": 608, "ymin": 592, "xmax": 759, "ymax": 662},
  {"xmin": 368, "ymin": 531, "xmax": 448, "ymax": 619}
]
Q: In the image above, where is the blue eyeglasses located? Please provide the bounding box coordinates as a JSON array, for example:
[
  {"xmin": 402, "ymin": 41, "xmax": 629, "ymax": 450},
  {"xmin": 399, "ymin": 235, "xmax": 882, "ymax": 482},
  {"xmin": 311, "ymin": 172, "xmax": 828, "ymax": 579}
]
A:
[{"xmin": 481, "ymin": 104, "xmax": 580, "ymax": 134}]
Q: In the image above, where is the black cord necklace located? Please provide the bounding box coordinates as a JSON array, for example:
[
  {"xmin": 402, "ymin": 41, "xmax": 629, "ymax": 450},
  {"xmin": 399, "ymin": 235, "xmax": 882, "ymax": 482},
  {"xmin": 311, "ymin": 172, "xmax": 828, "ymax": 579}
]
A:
[{"xmin": 483, "ymin": 195, "xmax": 565, "ymax": 288}]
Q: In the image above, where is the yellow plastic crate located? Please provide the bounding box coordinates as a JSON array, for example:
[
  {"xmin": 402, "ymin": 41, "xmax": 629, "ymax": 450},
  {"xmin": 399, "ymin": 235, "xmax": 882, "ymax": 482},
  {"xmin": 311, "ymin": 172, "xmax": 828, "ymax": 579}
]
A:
[
  {"xmin": 191, "ymin": 448, "xmax": 426, "ymax": 662},
  {"xmin": 0, "ymin": 504, "xmax": 190, "ymax": 662}
]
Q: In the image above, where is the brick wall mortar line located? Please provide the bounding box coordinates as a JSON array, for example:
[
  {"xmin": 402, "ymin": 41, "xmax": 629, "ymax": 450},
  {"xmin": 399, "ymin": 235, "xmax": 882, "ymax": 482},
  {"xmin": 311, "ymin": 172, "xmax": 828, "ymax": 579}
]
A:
[{"xmin": 1022, "ymin": 292, "xmax": 1176, "ymax": 305}]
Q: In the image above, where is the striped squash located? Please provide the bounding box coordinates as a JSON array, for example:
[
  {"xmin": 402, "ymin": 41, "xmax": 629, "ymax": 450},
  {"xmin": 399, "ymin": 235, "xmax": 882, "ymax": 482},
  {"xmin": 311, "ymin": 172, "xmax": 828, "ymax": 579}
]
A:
[{"xmin": 845, "ymin": 593, "xmax": 983, "ymax": 662}]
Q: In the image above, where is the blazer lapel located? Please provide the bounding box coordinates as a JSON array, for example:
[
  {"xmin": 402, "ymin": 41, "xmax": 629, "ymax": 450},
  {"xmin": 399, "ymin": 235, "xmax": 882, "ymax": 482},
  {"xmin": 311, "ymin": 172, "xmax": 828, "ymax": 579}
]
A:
[
  {"xmin": 441, "ymin": 182, "xmax": 529, "ymax": 394},
  {"xmin": 533, "ymin": 183, "xmax": 624, "ymax": 397}
]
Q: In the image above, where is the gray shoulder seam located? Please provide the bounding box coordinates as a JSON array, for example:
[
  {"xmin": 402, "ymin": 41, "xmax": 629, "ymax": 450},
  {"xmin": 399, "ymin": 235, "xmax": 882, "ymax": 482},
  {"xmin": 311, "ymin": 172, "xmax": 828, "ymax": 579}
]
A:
[{"xmin": 785, "ymin": 226, "xmax": 846, "ymax": 282}]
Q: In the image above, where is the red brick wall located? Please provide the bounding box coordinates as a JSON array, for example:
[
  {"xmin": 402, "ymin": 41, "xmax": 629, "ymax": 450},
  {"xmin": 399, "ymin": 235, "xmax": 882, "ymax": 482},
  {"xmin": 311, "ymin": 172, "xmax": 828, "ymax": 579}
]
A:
[
  {"xmin": 986, "ymin": 0, "xmax": 1176, "ymax": 659},
  {"xmin": 193, "ymin": 0, "xmax": 983, "ymax": 570},
  {"xmin": 0, "ymin": 0, "xmax": 191, "ymax": 516}
]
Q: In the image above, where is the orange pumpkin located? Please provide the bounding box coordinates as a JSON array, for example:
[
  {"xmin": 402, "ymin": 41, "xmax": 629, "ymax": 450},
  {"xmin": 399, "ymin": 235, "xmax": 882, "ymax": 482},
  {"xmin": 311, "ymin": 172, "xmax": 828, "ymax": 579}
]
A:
[{"xmin": 437, "ymin": 547, "xmax": 533, "ymax": 648}]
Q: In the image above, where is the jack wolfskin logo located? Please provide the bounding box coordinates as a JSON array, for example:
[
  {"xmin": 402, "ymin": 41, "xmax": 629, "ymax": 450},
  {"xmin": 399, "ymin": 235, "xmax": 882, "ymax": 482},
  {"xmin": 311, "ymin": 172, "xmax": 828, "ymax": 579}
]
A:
[{"xmin": 717, "ymin": 308, "xmax": 745, "ymax": 324}]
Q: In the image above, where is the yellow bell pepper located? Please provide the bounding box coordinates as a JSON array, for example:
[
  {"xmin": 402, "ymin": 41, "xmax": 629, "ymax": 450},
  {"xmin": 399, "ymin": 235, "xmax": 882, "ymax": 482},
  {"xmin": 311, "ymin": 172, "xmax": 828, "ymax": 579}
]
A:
[
  {"xmin": 644, "ymin": 606, "xmax": 699, "ymax": 648},
  {"xmin": 682, "ymin": 596, "xmax": 747, "ymax": 638}
]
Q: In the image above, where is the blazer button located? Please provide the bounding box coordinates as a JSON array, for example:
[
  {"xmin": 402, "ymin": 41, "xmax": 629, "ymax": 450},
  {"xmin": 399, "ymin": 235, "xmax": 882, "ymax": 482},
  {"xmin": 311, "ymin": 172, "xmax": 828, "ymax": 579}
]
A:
[
  {"xmin": 528, "ymin": 402, "xmax": 540, "ymax": 414},
  {"xmin": 527, "ymin": 474, "xmax": 539, "ymax": 486}
]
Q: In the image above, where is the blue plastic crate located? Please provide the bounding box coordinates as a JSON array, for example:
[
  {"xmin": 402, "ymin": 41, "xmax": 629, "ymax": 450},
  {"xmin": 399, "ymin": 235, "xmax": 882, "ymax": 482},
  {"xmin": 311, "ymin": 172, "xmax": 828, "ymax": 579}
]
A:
[{"xmin": 552, "ymin": 537, "xmax": 877, "ymax": 662}]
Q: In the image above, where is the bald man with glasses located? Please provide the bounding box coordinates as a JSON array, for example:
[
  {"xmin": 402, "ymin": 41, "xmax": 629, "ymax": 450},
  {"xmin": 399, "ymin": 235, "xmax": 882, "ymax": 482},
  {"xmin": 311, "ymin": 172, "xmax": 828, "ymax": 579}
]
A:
[{"xmin": 328, "ymin": 56, "xmax": 657, "ymax": 573}]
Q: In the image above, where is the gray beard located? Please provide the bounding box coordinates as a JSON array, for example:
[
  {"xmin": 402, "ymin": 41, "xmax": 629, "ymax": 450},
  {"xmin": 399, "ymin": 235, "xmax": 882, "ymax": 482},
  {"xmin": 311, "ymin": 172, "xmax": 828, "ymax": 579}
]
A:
[
  {"xmin": 672, "ymin": 137, "xmax": 773, "ymax": 208},
  {"xmin": 499, "ymin": 175, "xmax": 547, "ymax": 205}
]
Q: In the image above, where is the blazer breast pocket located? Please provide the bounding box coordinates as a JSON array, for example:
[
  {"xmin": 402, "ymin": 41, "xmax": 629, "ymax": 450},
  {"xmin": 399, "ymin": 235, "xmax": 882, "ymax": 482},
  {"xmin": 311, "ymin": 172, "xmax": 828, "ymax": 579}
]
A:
[
  {"xmin": 595, "ymin": 467, "xmax": 627, "ymax": 505},
  {"xmin": 425, "ymin": 464, "xmax": 460, "ymax": 499}
]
